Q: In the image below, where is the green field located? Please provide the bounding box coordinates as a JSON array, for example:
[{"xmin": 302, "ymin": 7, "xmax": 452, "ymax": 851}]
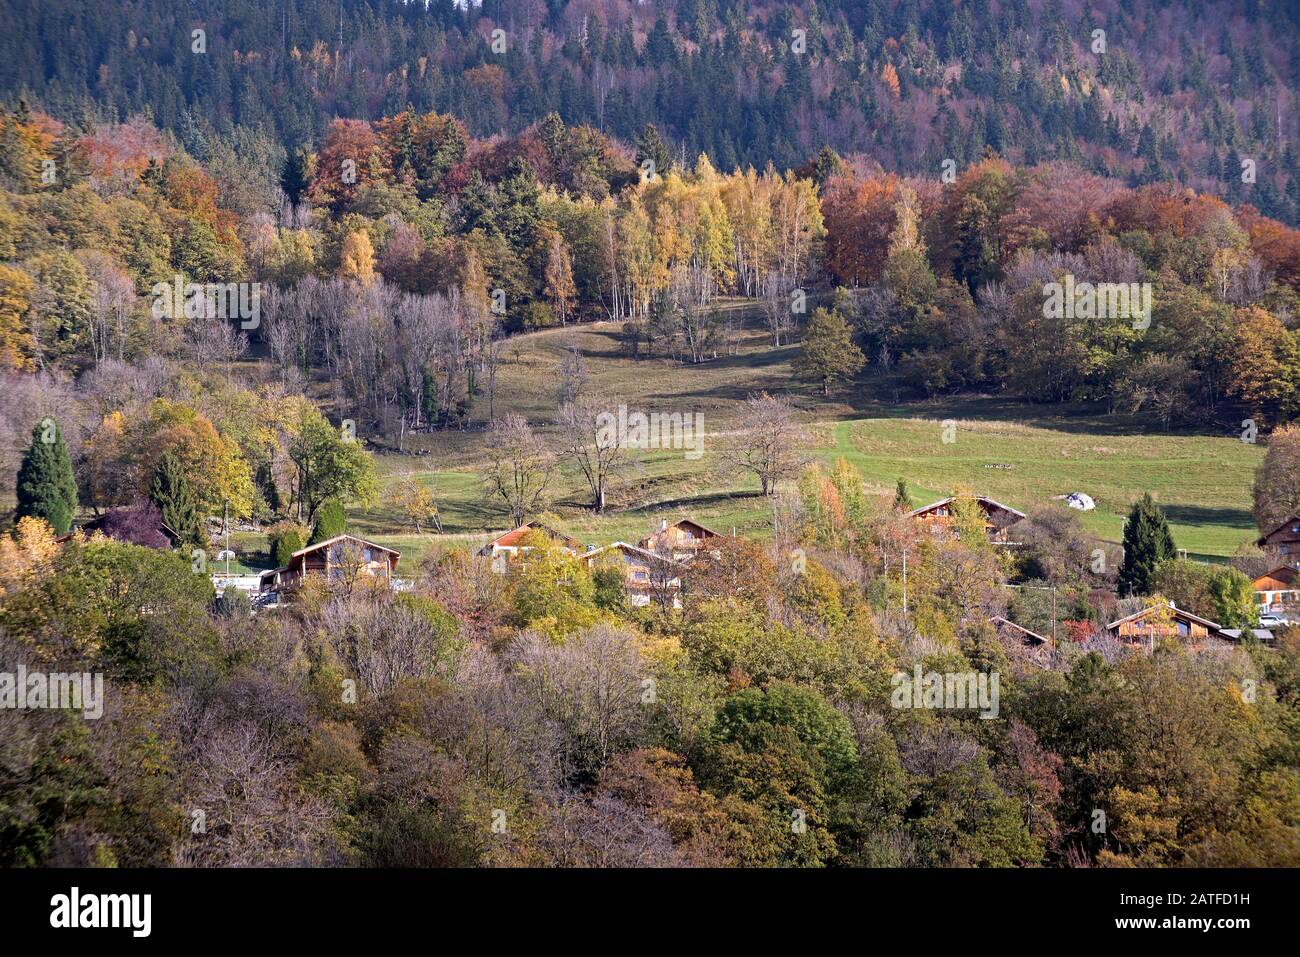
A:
[{"xmin": 312, "ymin": 320, "xmax": 1265, "ymax": 571}]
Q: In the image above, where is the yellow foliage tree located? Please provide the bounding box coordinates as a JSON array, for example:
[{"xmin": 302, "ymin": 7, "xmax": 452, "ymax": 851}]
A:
[
  {"xmin": 0, "ymin": 516, "xmax": 63, "ymax": 595},
  {"xmin": 339, "ymin": 229, "xmax": 376, "ymax": 285},
  {"xmin": 0, "ymin": 264, "xmax": 36, "ymax": 372}
]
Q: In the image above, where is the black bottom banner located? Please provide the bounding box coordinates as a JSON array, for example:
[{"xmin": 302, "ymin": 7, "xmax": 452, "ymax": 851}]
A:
[{"xmin": 0, "ymin": 866, "xmax": 1286, "ymax": 944}]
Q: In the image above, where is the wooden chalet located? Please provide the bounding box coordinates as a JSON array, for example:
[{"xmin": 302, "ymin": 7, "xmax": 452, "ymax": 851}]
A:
[
  {"xmin": 1104, "ymin": 601, "xmax": 1231, "ymax": 648},
  {"xmin": 909, "ymin": 495, "xmax": 1026, "ymax": 543},
  {"xmin": 638, "ymin": 518, "xmax": 721, "ymax": 561},
  {"xmin": 258, "ymin": 534, "xmax": 399, "ymax": 592},
  {"xmin": 1256, "ymin": 514, "xmax": 1300, "ymax": 558},
  {"xmin": 479, "ymin": 522, "xmax": 581, "ymax": 573},
  {"xmin": 1253, "ymin": 564, "xmax": 1300, "ymax": 613},
  {"xmin": 580, "ymin": 541, "xmax": 686, "ymax": 607}
]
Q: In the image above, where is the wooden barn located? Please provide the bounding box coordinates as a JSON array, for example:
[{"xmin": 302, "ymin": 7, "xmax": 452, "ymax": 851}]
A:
[
  {"xmin": 1256, "ymin": 515, "xmax": 1300, "ymax": 557},
  {"xmin": 479, "ymin": 522, "xmax": 581, "ymax": 573},
  {"xmin": 638, "ymin": 518, "xmax": 721, "ymax": 561},
  {"xmin": 909, "ymin": 495, "xmax": 1026, "ymax": 543},
  {"xmin": 258, "ymin": 534, "xmax": 399, "ymax": 592},
  {"xmin": 1105, "ymin": 601, "xmax": 1230, "ymax": 648}
]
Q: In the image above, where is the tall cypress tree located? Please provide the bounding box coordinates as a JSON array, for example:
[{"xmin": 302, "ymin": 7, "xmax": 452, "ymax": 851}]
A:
[
  {"xmin": 1118, "ymin": 493, "xmax": 1176, "ymax": 596},
  {"xmin": 15, "ymin": 417, "xmax": 78, "ymax": 534},
  {"xmin": 149, "ymin": 451, "xmax": 203, "ymax": 548}
]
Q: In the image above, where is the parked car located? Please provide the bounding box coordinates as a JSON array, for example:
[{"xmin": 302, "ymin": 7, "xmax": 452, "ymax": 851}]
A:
[{"xmin": 1259, "ymin": 613, "xmax": 1292, "ymax": 629}]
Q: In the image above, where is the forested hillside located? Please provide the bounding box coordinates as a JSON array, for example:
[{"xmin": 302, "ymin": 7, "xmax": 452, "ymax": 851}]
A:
[
  {"xmin": 3, "ymin": 0, "xmax": 1299, "ymax": 224},
  {"xmin": 3, "ymin": 1, "xmax": 1300, "ymax": 877},
  {"xmin": 3, "ymin": 98, "xmax": 1300, "ymax": 446}
]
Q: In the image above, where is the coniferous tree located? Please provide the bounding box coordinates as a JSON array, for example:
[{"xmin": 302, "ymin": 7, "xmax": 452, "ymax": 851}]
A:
[
  {"xmin": 280, "ymin": 145, "xmax": 315, "ymax": 207},
  {"xmin": 893, "ymin": 478, "xmax": 914, "ymax": 512},
  {"xmin": 634, "ymin": 123, "xmax": 673, "ymax": 178},
  {"xmin": 149, "ymin": 451, "xmax": 204, "ymax": 548},
  {"xmin": 1118, "ymin": 493, "xmax": 1176, "ymax": 596},
  {"xmin": 15, "ymin": 418, "xmax": 78, "ymax": 535},
  {"xmin": 309, "ymin": 500, "xmax": 348, "ymax": 544}
]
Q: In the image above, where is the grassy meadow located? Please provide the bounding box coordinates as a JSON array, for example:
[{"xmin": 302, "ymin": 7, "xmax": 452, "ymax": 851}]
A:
[{"xmin": 296, "ymin": 318, "xmax": 1264, "ymax": 574}]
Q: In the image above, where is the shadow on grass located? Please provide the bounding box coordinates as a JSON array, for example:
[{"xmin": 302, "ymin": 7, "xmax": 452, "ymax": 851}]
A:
[
  {"xmin": 820, "ymin": 376, "xmax": 1246, "ymax": 440},
  {"xmin": 620, "ymin": 489, "xmax": 765, "ymax": 515},
  {"xmin": 1162, "ymin": 504, "xmax": 1257, "ymax": 530}
]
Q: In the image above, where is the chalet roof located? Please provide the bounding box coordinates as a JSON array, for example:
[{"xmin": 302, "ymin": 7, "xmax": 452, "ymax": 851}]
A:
[
  {"xmin": 909, "ymin": 496, "xmax": 1026, "ymax": 521},
  {"xmin": 1253, "ymin": 565, "xmax": 1300, "ymax": 589},
  {"xmin": 581, "ymin": 541, "xmax": 687, "ymax": 568},
  {"xmin": 1106, "ymin": 601, "xmax": 1223, "ymax": 633},
  {"xmin": 663, "ymin": 518, "xmax": 721, "ymax": 537},
  {"xmin": 482, "ymin": 522, "xmax": 580, "ymax": 551},
  {"xmin": 291, "ymin": 534, "xmax": 400, "ymax": 559},
  {"xmin": 639, "ymin": 517, "xmax": 723, "ymax": 548},
  {"xmin": 1256, "ymin": 514, "xmax": 1300, "ymax": 546},
  {"xmin": 987, "ymin": 615, "xmax": 1049, "ymax": 644},
  {"xmin": 1221, "ymin": 628, "xmax": 1277, "ymax": 643}
]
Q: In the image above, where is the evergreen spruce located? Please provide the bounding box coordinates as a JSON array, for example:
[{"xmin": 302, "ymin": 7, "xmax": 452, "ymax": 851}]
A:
[
  {"xmin": 15, "ymin": 418, "xmax": 78, "ymax": 534},
  {"xmin": 1118, "ymin": 493, "xmax": 1176, "ymax": 596},
  {"xmin": 893, "ymin": 478, "xmax": 914, "ymax": 512},
  {"xmin": 150, "ymin": 451, "xmax": 204, "ymax": 548}
]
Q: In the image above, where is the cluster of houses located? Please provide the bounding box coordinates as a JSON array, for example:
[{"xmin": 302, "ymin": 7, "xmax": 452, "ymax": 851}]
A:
[
  {"xmin": 62, "ymin": 492, "xmax": 1300, "ymax": 645},
  {"xmin": 922, "ymin": 496, "xmax": 1300, "ymax": 623},
  {"xmin": 477, "ymin": 517, "xmax": 722, "ymax": 607}
]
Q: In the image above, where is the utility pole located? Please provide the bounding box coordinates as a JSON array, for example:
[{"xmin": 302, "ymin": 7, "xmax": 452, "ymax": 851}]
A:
[
  {"xmin": 902, "ymin": 549, "xmax": 908, "ymax": 616},
  {"xmin": 224, "ymin": 500, "xmax": 231, "ymax": 576},
  {"xmin": 1051, "ymin": 584, "xmax": 1057, "ymax": 655}
]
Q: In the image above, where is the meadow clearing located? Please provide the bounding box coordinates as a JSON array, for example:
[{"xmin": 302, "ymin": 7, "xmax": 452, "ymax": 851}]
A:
[{"xmin": 244, "ymin": 318, "xmax": 1266, "ymax": 574}]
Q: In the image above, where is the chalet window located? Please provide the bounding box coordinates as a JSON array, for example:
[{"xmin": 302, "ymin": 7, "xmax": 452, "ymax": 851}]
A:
[
  {"xmin": 364, "ymin": 548, "xmax": 372, "ymax": 562},
  {"xmin": 1177, "ymin": 620, "xmax": 1189, "ymax": 637}
]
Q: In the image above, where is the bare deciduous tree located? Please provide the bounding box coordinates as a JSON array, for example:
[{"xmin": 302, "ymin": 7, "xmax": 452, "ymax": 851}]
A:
[
  {"xmin": 323, "ymin": 593, "xmax": 462, "ymax": 696},
  {"xmin": 482, "ymin": 413, "xmax": 553, "ymax": 527},
  {"xmin": 557, "ymin": 343, "xmax": 588, "ymax": 408},
  {"xmin": 760, "ymin": 268, "xmax": 797, "ymax": 346},
  {"xmin": 506, "ymin": 624, "xmax": 649, "ymax": 777},
  {"xmin": 724, "ymin": 391, "xmax": 810, "ymax": 496},
  {"xmin": 557, "ymin": 392, "xmax": 629, "ymax": 512}
]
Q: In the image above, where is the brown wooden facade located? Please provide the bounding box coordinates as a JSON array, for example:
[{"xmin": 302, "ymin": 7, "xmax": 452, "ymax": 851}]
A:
[
  {"xmin": 908, "ymin": 496, "xmax": 1026, "ymax": 543},
  {"xmin": 638, "ymin": 518, "xmax": 721, "ymax": 561},
  {"xmin": 1105, "ymin": 602, "xmax": 1229, "ymax": 648},
  {"xmin": 259, "ymin": 534, "xmax": 399, "ymax": 592},
  {"xmin": 1253, "ymin": 564, "xmax": 1300, "ymax": 612},
  {"xmin": 1257, "ymin": 515, "xmax": 1300, "ymax": 558}
]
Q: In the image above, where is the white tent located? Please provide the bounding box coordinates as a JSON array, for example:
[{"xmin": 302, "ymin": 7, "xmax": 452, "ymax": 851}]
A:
[{"xmin": 1064, "ymin": 492, "xmax": 1095, "ymax": 511}]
